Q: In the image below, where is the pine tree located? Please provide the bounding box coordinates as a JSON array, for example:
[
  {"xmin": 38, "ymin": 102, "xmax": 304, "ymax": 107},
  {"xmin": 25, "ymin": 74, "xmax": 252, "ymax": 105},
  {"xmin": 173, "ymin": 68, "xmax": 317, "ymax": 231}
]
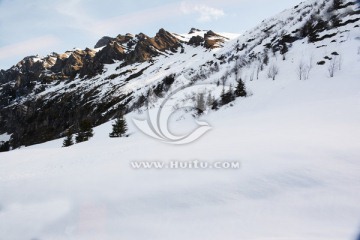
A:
[
  {"xmin": 0, "ymin": 141, "xmax": 10, "ymax": 152},
  {"xmin": 263, "ymin": 51, "xmax": 269, "ymax": 66},
  {"xmin": 109, "ymin": 113, "xmax": 128, "ymax": 137},
  {"xmin": 280, "ymin": 44, "xmax": 289, "ymax": 60},
  {"xmin": 332, "ymin": 0, "xmax": 343, "ymax": 10},
  {"xmin": 221, "ymin": 84, "xmax": 235, "ymax": 105},
  {"xmin": 212, "ymin": 99, "xmax": 219, "ymax": 110},
  {"xmin": 213, "ymin": 62, "xmax": 219, "ymax": 72},
  {"xmin": 75, "ymin": 119, "xmax": 94, "ymax": 143},
  {"xmin": 235, "ymin": 78, "xmax": 247, "ymax": 97},
  {"xmin": 62, "ymin": 130, "xmax": 74, "ymax": 147}
]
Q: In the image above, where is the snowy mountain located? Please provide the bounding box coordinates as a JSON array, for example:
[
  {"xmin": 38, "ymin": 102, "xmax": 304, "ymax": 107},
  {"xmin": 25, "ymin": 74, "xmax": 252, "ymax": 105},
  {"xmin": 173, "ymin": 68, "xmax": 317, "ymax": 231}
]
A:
[
  {"xmin": 0, "ymin": 0, "xmax": 360, "ymax": 239},
  {"xmin": 0, "ymin": 27, "xmax": 237, "ymax": 148},
  {"xmin": 0, "ymin": 0, "xmax": 359, "ymax": 149}
]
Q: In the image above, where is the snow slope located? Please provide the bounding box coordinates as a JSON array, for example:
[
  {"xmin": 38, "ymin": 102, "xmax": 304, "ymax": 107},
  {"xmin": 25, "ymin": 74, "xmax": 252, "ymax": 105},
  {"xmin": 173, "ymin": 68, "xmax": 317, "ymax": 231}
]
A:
[
  {"xmin": 1, "ymin": 39, "xmax": 360, "ymax": 240},
  {"xmin": 1, "ymin": 0, "xmax": 360, "ymax": 239}
]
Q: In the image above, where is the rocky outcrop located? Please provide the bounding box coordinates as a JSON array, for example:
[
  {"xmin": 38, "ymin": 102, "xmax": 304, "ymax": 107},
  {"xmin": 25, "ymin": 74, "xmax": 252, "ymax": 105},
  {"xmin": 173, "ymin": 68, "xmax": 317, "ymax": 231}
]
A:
[
  {"xmin": 0, "ymin": 28, "xmax": 182, "ymax": 147},
  {"xmin": 186, "ymin": 30, "xmax": 229, "ymax": 49},
  {"xmin": 1, "ymin": 28, "xmax": 181, "ymax": 89},
  {"xmin": 124, "ymin": 29, "xmax": 181, "ymax": 63},
  {"xmin": 189, "ymin": 35, "xmax": 205, "ymax": 47},
  {"xmin": 189, "ymin": 28, "xmax": 201, "ymax": 34},
  {"xmin": 204, "ymin": 31, "xmax": 228, "ymax": 49},
  {"xmin": 150, "ymin": 28, "xmax": 181, "ymax": 51},
  {"xmin": 94, "ymin": 36, "xmax": 114, "ymax": 48}
]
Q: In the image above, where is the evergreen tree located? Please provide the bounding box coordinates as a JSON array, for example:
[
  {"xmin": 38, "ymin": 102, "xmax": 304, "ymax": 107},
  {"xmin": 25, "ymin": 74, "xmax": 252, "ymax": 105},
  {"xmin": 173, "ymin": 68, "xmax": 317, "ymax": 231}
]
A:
[
  {"xmin": 213, "ymin": 62, "xmax": 219, "ymax": 72},
  {"xmin": 221, "ymin": 87, "xmax": 225, "ymax": 99},
  {"xmin": 109, "ymin": 113, "xmax": 128, "ymax": 137},
  {"xmin": 211, "ymin": 99, "xmax": 219, "ymax": 110},
  {"xmin": 75, "ymin": 119, "xmax": 94, "ymax": 143},
  {"xmin": 263, "ymin": 51, "xmax": 269, "ymax": 66},
  {"xmin": 235, "ymin": 78, "xmax": 247, "ymax": 97},
  {"xmin": 221, "ymin": 84, "xmax": 235, "ymax": 105},
  {"xmin": 0, "ymin": 141, "xmax": 10, "ymax": 152},
  {"xmin": 332, "ymin": 0, "xmax": 343, "ymax": 10},
  {"xmin": 62, "ymin": 130, "xmax": 74, "ymax": 147},
  {"xmin": 280, "ymin": 44, "xmax": 289, "ymax": 60}
]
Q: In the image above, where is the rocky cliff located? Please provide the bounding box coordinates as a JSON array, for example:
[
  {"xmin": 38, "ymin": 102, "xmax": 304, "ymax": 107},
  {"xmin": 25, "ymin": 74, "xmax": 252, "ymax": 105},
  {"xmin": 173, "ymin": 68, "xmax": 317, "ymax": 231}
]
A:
[{"xmin": 0, "ymin": 28, "xmax": 232, "ymax": 148}]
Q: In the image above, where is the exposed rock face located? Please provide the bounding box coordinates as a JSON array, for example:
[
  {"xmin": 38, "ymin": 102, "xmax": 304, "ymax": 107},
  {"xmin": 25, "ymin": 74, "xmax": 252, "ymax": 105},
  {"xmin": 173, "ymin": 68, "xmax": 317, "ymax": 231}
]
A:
[
  {"xmin": 50, "ymin": 49, "xmax": 97, "ymax": 78},
  {"xmin": 186, "ymin": 30, "xmax": 229, "ymax": 49},
  {"xmin": 0, "ymin": 28, "xmax": 182, "ymax": 147},
  {"xmin": 151, "ymin": 28, "xmax": 181, "ymax": 51},
  {"xmin": 94, "ymin": 36, "xmax": 113, "ymax": 48},
  {"xmin": 0, "ymin": 28, "xmax": 230, "ymax": 148},
  {"xmin": 82, "ymin": 42, "xmax": 126, "ymax": 77},
  {"xmin": 189, "ymin": 28, "xmax": 201, "ymax": 34},
  {"xmin": 0, "ymin": 0, "xmax": 358, "ymax": 150},
  {"xmin": 189, "ymin": 35, "xmax": 205, "ymax": 47},
  {"xmin": 125, "ymin": 29, "xmax": 181, "ymax": 63},
  {"xmin": 1, "ymin": 28, "xmax": 181, "ymax": 89},
  {"xmin": 204, "ymin": 31, "xmax": 229, "ymax": 49}
]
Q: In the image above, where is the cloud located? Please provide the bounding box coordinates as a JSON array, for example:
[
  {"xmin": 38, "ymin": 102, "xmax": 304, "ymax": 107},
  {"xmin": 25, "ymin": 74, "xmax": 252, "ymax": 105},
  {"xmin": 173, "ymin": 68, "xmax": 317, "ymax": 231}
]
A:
[
  {"xmin": 181, "ymin": 2, "xmax": 225, "ymax": 22},
  {"xmin": 0, "ymin": 36, "xmax": 60, "ymax": 61}
]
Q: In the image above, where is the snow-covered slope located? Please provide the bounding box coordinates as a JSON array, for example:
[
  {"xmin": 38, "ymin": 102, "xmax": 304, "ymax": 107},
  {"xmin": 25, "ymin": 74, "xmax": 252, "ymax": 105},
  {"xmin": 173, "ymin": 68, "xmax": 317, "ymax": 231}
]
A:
[
  {"xmin": 1, "ymin": 58, "xmax": 360, "ymax": 239},
  {"xmin": 1, "ymin": 0, "xmax": 359, "ymax": 148},
  {"xmin": 0, "ymin": 0, "xmax": 360, "ymax": 239}
]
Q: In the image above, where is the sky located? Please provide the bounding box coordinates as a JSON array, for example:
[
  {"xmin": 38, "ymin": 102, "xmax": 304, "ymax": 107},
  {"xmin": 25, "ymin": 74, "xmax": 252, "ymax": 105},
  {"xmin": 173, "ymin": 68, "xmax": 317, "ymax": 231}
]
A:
[{"xmin": 0, "ymin": 0, "xmax": 303, "ymax": 70}]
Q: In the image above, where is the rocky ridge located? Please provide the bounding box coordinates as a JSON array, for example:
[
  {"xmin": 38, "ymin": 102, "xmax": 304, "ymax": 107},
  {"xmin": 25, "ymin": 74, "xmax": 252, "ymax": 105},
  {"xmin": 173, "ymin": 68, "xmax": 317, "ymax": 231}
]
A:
[{"xmin": 0, "ymin": 28, "xmax": 232, "ymax": 148}]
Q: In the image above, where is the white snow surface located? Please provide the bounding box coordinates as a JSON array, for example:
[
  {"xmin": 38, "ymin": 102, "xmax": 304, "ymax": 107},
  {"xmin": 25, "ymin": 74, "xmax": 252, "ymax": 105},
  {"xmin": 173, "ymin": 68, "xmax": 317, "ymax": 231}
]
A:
[
  {"xmin": 1, "ymin": 52, "xmax": 360, "ymax": 239},
  {"xmin": 173, "ymin": 30, "xmax": 239, "ymax": 42},
  {"xmin": 1, "ymin": 0, "xmax": 360, "ymax": 239}
]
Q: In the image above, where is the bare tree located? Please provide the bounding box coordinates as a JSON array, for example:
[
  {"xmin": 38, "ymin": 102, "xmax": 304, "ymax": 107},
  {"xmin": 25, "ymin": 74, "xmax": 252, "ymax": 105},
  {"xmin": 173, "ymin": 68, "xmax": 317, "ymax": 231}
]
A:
[
  {"xmin": 146, "ymin": 88, "xmax": 157, "ymax": 108},
  {"xmin": 234, "ymin": 60, "xmax": 241, "ymax": 82},
  {"xmin": 206, "ymin": 92, "xmax": 213, "ymax": 107},
  {"xmin": 221, "ymin": 70, "xmax": 230, "ymax": 87},
  {"xmin": 308, "ymin": 54, "xmax": 314, "ymax": 71},
  {"xmin": 298, "ymin": 61, "xmax": 305, "ymax": 80},
  {"xmin": 338, "ymin": 54, "xmax": 342, "ymax": 70},
  {"xmin": 221, "ymin": 75, "xmax": 227, "ymax": 87},
  {"xmin": 196, "ymin": 92, "xmax": 206, "ymax": 114},
  {"xmin": 256, "ymin": 63, "xmax": 262, "ymax": 80},
  {"xmin": 297, "ymin": 61, "xmax": 311, "ymax": 80},
  {"xmin": 234, "ymin": 62, "xmax": 239, "ymax": 81},
  {"xmin": 249, "ymin": 69, "xmax": 255, "ymax": 81},
  {"xmin": 328, "ymin": 56, "xmax": 338, "ymax": 78},
  {"xmin": 267, "ymin": 64, "xmax": 279, "ymax": 80}
]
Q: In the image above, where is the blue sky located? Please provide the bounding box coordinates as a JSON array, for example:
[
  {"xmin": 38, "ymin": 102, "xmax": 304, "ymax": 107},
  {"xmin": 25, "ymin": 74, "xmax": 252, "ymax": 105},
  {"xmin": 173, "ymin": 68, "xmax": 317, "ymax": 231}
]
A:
[{"xmin": 0, "ymin": 0, "xmax": 303, "ymax": 70}]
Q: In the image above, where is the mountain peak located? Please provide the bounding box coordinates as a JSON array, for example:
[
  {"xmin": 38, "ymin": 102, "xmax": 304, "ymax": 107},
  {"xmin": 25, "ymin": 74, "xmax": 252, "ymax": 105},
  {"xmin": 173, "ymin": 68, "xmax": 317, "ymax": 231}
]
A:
[
  {"xmin": 94, "ymin": 36, "xmax": 113, "ymax": 49},
  {"xmin": 189, "ymin": 28, "xmax": 201, "ymax": 34}
]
